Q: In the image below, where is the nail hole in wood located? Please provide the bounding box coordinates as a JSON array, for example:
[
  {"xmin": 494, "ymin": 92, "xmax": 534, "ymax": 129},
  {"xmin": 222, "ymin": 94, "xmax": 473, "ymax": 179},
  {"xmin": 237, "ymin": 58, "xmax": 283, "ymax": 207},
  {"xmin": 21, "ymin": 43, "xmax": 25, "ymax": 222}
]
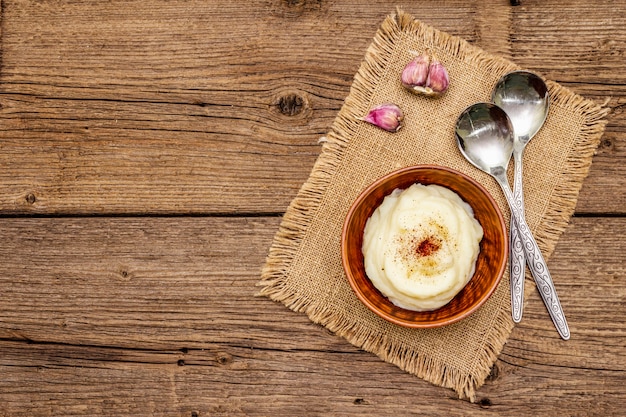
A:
[
  {"xmin": 478, "ymin": 397, "xmax": 492, "ymax": 408},
  {"xmin": 216, "ymin": 352, "xmax": 232, "ymax": 365},
  {"xmin": 25, "ymin": 193, "xmax": 36, "ymax": 204},
  {"xmin": 177, "ymin": 359, "xmax": 185, "ymax": 366},
  {"xmin": 601, "ymin": 139, "xmax": 613, "ymax": 149},
  {"xmin": 486, "ymin": 363, "xmax": 499, "ymax": 382}
]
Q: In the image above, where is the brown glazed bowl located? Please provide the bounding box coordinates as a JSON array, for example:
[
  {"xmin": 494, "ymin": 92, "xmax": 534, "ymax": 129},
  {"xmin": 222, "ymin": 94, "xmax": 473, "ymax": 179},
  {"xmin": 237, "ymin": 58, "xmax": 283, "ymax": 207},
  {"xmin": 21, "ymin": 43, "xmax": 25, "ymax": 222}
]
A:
[{"xmin": 341, "ymin": 165, "xmax": 508, "ymax": 328}]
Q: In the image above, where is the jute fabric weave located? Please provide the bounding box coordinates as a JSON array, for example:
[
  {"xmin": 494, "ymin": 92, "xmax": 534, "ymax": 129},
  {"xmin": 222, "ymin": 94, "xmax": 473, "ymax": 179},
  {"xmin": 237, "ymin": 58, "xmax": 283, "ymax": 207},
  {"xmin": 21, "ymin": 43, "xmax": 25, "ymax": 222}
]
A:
[{"xmin": 258, "ymin": 10, "xmax": 608, "ymax": 399}]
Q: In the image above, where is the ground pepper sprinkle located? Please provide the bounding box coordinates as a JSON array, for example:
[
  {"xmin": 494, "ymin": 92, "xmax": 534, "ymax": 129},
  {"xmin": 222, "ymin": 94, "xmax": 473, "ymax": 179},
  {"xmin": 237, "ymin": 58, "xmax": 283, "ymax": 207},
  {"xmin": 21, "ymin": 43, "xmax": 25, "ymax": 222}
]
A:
[{"xmin": 415, "ymin": 236, "xmax": 441, "ymax": 257}]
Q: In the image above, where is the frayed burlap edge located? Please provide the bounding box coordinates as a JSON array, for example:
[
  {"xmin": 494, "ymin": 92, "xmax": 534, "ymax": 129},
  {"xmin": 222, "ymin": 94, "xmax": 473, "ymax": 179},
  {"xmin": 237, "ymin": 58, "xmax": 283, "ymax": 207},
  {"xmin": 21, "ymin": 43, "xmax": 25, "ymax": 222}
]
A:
[{"xmin": 258, "ymin": 9, "xmax": 609, "ymax": 400}]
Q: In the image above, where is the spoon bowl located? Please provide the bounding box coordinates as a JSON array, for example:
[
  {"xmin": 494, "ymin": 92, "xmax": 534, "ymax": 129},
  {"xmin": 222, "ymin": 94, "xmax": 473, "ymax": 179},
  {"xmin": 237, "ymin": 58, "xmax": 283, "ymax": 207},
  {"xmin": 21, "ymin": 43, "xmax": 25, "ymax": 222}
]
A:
[
  {"xmin": 492, "ymin": 70, "xmax": 549, "ymax": 145},
  {"xmin": 455, "ymin": 103, "xmax": 514, "ymax": 175}
]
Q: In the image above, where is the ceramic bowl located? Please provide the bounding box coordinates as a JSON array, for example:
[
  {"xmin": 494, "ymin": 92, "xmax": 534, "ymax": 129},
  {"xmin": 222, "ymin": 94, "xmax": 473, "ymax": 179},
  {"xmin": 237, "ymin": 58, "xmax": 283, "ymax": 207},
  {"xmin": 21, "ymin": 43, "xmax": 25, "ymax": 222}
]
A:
[{"xmin": 341, "ymin": 165, "xmax": 508, "ymax": 328}]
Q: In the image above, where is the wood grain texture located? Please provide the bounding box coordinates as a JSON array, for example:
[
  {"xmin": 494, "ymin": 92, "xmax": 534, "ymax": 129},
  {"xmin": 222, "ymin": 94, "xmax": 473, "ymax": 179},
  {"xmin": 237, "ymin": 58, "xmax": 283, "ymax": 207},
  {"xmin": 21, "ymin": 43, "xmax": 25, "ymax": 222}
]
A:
[
  {"xmin": 0, "ymin": 0, "xmax": 624, "ymax": 415},
  {"xmin": 0, "ymin": 217, "xmax": 624, "ymax": 416},
  {"xmin": 0, "ymin": 0, "xmax": 623, "ymax": 215}
]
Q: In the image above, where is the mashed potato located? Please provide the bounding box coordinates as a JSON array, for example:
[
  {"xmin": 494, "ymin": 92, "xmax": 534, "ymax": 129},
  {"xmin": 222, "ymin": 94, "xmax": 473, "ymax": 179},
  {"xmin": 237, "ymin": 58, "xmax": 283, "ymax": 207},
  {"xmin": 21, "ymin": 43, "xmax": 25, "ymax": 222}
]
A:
[{"xmin": 362, "ymin": 183, "xmax": 483, "ymax": 311}]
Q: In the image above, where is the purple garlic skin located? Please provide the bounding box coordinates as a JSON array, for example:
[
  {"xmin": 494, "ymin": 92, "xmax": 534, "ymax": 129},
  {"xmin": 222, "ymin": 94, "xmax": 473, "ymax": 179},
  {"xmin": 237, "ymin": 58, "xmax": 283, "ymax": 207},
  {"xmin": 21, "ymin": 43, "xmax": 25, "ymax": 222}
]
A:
[
  {"xmin": 401, "ymin": 54, "xmax": 429, "ymax": 91},
  {"xmin": 401, "ymin": 52, "xmax": 449, "ymax": 96},
  {"xmin": 361, "ymin": 103, "xmax": 404, "ymax": 132},
  {"xmin": 425, "ymin": 59, "xmax": 449, "ymax": 95}
]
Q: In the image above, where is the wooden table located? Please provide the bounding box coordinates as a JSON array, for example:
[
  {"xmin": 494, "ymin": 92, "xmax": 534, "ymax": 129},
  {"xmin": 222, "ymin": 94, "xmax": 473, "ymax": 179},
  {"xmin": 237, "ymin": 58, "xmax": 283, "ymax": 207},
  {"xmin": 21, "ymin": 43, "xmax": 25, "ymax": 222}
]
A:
[{"xmin": 0, "ymin": 1, "xmax": 624, "ymax": 415}]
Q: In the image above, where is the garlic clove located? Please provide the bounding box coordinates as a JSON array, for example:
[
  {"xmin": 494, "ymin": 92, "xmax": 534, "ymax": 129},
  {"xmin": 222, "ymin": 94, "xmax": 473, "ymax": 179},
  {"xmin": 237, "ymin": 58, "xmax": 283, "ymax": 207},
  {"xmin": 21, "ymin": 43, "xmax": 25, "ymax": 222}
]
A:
[
  {"xmin": 425, "ymin": 59, "xmax": 450, "ymax": 95},
  {"xmin": 360, "ymin": 103, "xmax": 404, "ymax": 132},
  {"xmin": 401, "ymin": 54, "xmax": 430, "ymax": 91}
]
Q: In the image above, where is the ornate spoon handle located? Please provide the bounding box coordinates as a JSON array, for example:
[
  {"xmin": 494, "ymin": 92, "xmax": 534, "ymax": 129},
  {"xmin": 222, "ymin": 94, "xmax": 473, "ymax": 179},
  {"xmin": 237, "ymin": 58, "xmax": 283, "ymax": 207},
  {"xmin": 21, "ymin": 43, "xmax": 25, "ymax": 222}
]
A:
[
  {"xmin": 493, "ymin": 171, "xmax": 570, "ymax": 340},
  {"xmin": 510, "ymin": 151, "xmax": 526, "ymax": 323},
  {"xmin": 510, "ymin": 222, "xmax": 524, "ymax": 322}
]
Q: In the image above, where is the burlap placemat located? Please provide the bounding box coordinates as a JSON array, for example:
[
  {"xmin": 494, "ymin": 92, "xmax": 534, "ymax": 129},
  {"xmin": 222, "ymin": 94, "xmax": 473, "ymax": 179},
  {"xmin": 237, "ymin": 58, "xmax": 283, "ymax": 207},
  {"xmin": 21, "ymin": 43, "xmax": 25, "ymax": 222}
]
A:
[{"xmin": 258, "ymin": 10, "xmax": 608, "ymax": 400}]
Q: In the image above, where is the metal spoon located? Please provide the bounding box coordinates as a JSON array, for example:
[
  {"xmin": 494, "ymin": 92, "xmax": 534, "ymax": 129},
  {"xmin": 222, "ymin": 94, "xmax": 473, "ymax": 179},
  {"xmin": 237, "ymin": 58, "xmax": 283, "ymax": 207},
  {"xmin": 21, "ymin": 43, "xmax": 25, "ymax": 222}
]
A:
[
  {"xmin": 455, "ymin": 102, "xmax": 569, "ymax": 340},
  {"xmin": 492, "ymin": 70, "xmax": 549, "ymax": 323}
]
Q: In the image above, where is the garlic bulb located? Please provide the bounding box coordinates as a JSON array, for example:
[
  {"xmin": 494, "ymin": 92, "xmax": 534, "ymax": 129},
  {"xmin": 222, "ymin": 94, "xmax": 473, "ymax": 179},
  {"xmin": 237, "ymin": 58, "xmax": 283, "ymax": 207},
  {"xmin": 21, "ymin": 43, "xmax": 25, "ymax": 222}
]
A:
[{"xmin": 401, "ymin": 52, "xmax": 449, "ymax": 96}]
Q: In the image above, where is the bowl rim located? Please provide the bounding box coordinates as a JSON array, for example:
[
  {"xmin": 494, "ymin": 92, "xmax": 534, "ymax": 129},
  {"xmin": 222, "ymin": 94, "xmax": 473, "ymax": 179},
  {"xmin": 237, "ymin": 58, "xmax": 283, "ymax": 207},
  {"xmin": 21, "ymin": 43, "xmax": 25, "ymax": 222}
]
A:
[{"xmin": 340, "ymin": 164, "xmax": 508, "ymax": 328}]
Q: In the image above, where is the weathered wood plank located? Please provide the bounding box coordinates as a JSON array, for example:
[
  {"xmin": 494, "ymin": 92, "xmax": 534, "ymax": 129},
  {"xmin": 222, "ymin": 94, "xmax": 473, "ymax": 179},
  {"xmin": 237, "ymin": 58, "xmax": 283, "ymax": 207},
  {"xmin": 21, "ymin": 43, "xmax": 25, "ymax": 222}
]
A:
[
  {"xmin": 0, "ymin": 0, "xmax": 623, "ymax": 215},
  {"xmin": 1, "ymin": 338, "xmax": 623, "ymax": 416},
  {"xmin": 510, "ymin": 0, "xmax": 626, "ymax": 84},
  {"xmin": 0, "ymin": 216, "xmax": 623, "ymax": 415}
]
